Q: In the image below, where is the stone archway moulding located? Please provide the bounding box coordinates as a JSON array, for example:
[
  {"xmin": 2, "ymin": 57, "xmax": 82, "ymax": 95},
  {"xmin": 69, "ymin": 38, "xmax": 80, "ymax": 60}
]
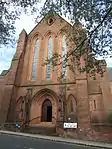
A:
[{"xmin": 30, "ymin": 88, "xmax": 58, "ymax": 124}]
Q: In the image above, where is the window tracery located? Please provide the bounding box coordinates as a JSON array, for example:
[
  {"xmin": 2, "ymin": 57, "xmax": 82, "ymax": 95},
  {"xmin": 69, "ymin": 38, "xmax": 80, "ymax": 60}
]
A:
[
  {"xmin": 46, "ymin": 38, "xmax": 52, "ymax": 79},
  {"xmin": 62, "ymin": 35, "xmax": 66, "ymax": 78},
  {"xmin": 31, "ymin": 40, "xmax": 39, "ymax": 80}
]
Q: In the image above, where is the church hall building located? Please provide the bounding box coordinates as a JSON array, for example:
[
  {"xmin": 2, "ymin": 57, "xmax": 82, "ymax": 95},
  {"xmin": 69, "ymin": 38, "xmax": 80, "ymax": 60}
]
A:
[{"xmin": 0, "ymin": 12, "xmax": 112, "ymax": 134}]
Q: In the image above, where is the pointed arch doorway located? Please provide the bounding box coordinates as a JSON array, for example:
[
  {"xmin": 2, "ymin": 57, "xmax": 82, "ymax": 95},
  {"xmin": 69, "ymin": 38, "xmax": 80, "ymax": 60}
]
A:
[{"xmin": 41, "ymin": 99, "xmax": 52, "ymax": 122}]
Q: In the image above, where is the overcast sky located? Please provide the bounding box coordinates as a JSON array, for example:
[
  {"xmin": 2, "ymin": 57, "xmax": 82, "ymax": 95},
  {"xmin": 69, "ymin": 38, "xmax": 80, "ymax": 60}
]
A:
[{"xmin": 0, "ymin": 9, "xmax": 112, "ymax": 73}]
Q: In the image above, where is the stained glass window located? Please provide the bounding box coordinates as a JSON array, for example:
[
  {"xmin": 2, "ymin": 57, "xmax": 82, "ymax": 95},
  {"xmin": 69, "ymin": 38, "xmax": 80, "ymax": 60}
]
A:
[
  {"xmin": 46, "ymin": 38, "xmax": 52, "ymax": 79},
  {"xmin": 62, "ymin": 35, "xmax": 66, "ymax": 78},
  {"xmin": 31, "ymin": 40, "xmax": 39, "ymax": 80}
]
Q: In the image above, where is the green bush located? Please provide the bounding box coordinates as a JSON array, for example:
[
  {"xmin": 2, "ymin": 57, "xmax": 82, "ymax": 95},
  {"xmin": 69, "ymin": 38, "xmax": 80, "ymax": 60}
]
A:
[{"xmin": 107, "ymin": 110, "xmax": 112, "ymax": 124}]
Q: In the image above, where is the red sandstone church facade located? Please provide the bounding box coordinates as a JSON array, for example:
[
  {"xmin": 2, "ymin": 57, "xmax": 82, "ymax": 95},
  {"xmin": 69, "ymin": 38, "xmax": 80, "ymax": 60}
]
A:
[{"xmin": 0, "ymin": 12, "xmax": 112, "ymax": 133}]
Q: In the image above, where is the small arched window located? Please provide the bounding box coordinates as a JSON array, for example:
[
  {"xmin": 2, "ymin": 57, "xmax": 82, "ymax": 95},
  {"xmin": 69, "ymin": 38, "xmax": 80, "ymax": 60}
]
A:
[
  {"xmin": 31, "ymin": 39, "xmax": 39, "ymax": 80},
  {"xmin": 62, "ymin": 35, "xmax": 66, "ymax": 78},
  {"xmin": 70, "ymin": 100, "xmax": 74, "ymax": 113},
  {"xmin": 46, "ymin": 38, "xmax": 52, "ymax": 79},
  {"xmin": 67, "ymin": 95, "xmax": 76, "ymax": 113},
  {"xmin": 94, "ymin": 100, "xmax": 96, "ymax": 110}
]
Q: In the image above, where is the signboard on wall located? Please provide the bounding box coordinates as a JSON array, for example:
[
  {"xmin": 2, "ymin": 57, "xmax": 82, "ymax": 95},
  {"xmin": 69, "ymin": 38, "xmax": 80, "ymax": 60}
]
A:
[{"xmin": 64, "ymin": 123, "xmax": 77, "ymax": 128}]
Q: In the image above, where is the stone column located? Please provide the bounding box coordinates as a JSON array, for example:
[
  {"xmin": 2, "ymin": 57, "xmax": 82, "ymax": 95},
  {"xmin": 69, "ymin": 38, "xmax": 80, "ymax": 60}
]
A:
[{"xmin": 25, "ymin": 88, "xmax": 32, "ymax": 124}]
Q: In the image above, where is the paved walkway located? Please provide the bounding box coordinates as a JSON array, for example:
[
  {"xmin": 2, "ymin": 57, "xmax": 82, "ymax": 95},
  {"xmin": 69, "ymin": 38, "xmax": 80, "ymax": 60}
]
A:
[{"xmin": 0, "ymin": 130, "xmax": 112, "ymax": 148}]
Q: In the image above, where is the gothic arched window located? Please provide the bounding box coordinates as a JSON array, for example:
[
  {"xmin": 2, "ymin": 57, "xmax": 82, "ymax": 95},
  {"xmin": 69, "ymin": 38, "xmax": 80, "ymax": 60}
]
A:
[
  {"xmin": 70, "ymin": 99, "xmax": 74, "ymax": 113},
  {"xmin": 67, "ymin": 95, "xmax": 76, "ymax": 113},
  {"xmin": 46, "ymin": 38, "xmax": 52, "ymax": 79},
  {"xmin": 31, "ymin": 40, "xmax": 39, "ymax": 80},
  {"xmin": 62, "ymin": 35, "xmax": 66, "ymax": 78}
]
